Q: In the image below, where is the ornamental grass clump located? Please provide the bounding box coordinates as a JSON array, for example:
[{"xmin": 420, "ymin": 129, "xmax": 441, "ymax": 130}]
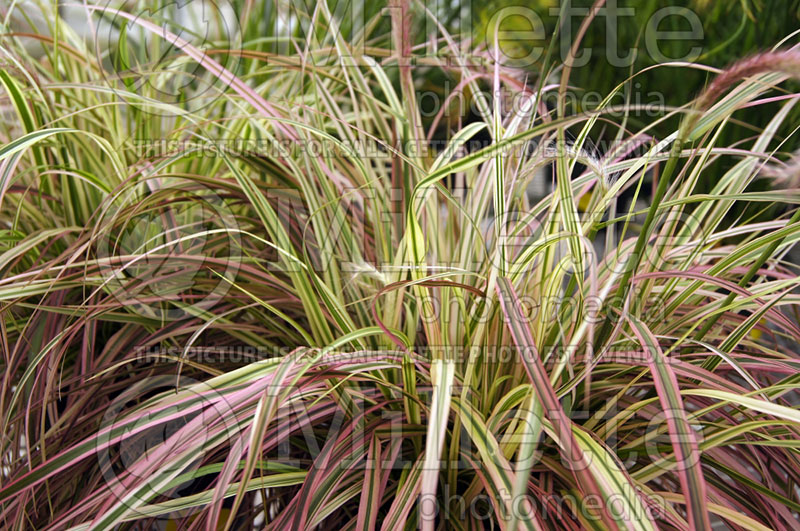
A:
[{"xmin": 1, "ymin": 1, "xmax": 800, "ymax": 529}]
